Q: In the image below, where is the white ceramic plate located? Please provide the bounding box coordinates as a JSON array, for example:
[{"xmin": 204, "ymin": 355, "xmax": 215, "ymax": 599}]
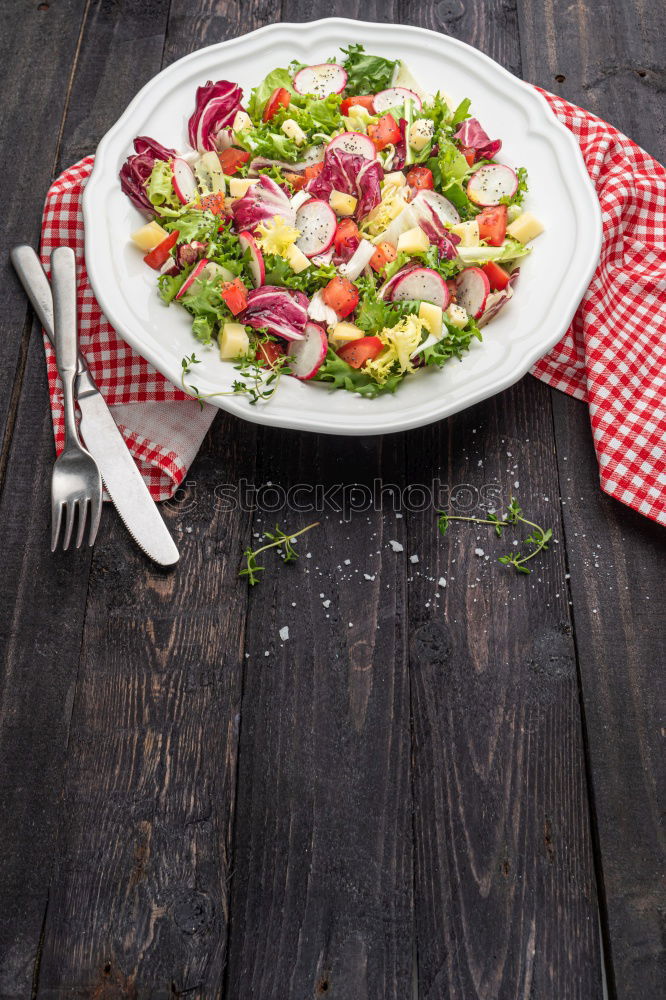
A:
[{"xmin": 83, "ymin": 18, "xmax": 601, "ymax": 435}]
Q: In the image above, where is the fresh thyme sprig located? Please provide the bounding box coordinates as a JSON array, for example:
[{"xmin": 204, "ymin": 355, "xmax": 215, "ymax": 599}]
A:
[
  {"xmin": 180, "ymin": 351, "xmax": 291, "ymax": 409},
  {"xmin": 437, "ymin": 496, "xmax": 552, "ymax": 575},
  {"xmin": 240, "ymin": 521, "xmax": 320, "ymax": 586}
]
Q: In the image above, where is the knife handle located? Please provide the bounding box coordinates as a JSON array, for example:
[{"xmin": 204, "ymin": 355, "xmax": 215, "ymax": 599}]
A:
[{"xmin": 11, "ymin": 244, "xmax": 87, "ymax": 377}]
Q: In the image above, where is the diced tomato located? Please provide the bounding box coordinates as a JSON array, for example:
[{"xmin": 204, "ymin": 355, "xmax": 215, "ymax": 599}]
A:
[
  {"xmin": 284, "ymin": 171, "xmax": 306, "ymax": 191},
  {"xmin": 303, "ymin": 161, "xmax": 324, "ymax": 184},
  {"xmin": 367, "ymin": 113, "xmax": 401, "ymax": 152},
  {"xmin": 197, "ymin": 192, "xmax": 226, "ymax": 215},
  {"xmin": 333, "ymin": 218, "xmax": 360, "ymax": 258},
  {"xmin": 337, "ymin": 336, "xmax": 384, "ymax": 369},
  {"xmin": 405, "ymin": 166, "xmax": 434, "ymax": 191},
  {"xmin": 322, "ymin": 276, "xmax": 359, "ymax": 319},
  {"xmin": 482, "ymin": 260, "xmax": 511, "ymax": 291},
  {"xmin": 218, "ymin": 148, "xmax": 251, "ymax": 175},
  {"xmin": 220, "ymin": 278, "xmax": 248, "ymax": 316},
  {"xmin": 256, "ymin": 339, "xmax": 285, "ymax": 368},
  {"xmin": 263, "ymin": 87, "xmax": 290, "ymax": 122},
  {"xmin": 370, "ymin": 241, "xmax": 398, "ymax": 273},
  {"xmin": 446, "ymin": 279, "xmax": 457, "ymax": 303},
  {"xmin": 340, "ymin": 94, "xmax": 376, "ymax": 116},
  {"xmin": 460, "ymin": 146, "xmax": 476, "ymax": 167},
  {"xmin": 476, "ymin": 204, "xmax": 507, "ymax": 247},
  {"xmin": 143, "ymin": 230, "xmax": 179, "ymax": 270}
]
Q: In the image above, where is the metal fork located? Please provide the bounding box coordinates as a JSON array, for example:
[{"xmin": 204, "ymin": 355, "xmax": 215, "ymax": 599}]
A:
[{"xmin": 50, "ymin": 247, "xmax": 102, "ymax": 550}]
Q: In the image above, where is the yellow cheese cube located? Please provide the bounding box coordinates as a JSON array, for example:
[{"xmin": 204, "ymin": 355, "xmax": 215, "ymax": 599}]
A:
[
  {"xmin": 383, "ymin": 171, "xmax": 406, "ymax": 188},
  {"xmin": 281, "ymin": 118, "xmax": 308, "ymax": 146},
  {"xmin": 329, "ymin": 190, "xmax": 358, "ymax": 216},
  {"xmin": 445, "ymin": 303, "xmax": 468, "ymax": 329},
  {"xmin": 418, "ymin": 302, "xmax": 443, "ymax": 340},
  {"xmin": 232, "ymin": 110, "xmax": 253, "ymax": 133},
  {"xmin": 408, "ymin": 119, "xmax": 435, "ymax": 152},
  {"xmin": 451, "ymin": 220, "xmax": 480, "ymax": 247},
  {"xmin": 329, "ymin": 322, "xmax": 364, "ymax": 348},
  {"xmin": 131, "ymin": 221, "xmax": 168, "ymax": 252},
  {"xmin": 218, "ymin": 322, "xmax": 250, "ymax": 360},
  {"xmin": 286, "ymin": 244, "xmax": 311, "ymax": 274},
  {"xmin": 506, "ymin": 212, "xmax": 544, "ymax": 243},
  {"xmin": 228, "ymin": 177, "xmax": 259, "ymax": 199},
  {"xmin": 397, "ymin": 226, "xmax": 429, "ymax": 254}
]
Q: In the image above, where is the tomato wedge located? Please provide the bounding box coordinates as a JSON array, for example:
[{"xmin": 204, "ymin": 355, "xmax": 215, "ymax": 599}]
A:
[
  {"xmin": 370, "ymin": 241, "xmax": 397, "ymax": 273},
  {"xmin": 476, "ymin": 204, "xmax": 507, "ymax": 247},
  {"xmin": 303, "ymin": 161, "xmax": 324, "ymax": 184},
  {"xmin": 263, "ymin": 87, "xmax": 290, "ymax": 122},
  {"xmin": 333, "ymin": 218, "xmax": 360, "ymax": 258},
  {"xmin": 284, "ymin": 171, "xmax": 306, "ymax": 191},
  {"xmin": 218, "ymin": 148, "xmax": 251, "ymax": 175},
  {"xmin": 340, "ymin": 94, "xmax": 376, "ymax": 116},
  {"xmin": 460, "ymin": 146, "xmax": 476, "ymax": 167},
  {"xmin": 322, "ymin": 276, "xmax": 359, "ymax": 319},
  {"xmin": 368, "ymin": 113, "xmax": 400, "ymax": 151},
  {"xmin": 197, "ymin": 192, "xmax": 226, "ymax": 215},
  {"xmin": 143, "ymin": 230, "xmax": 179, "ymax": 270},
  {"xmin": 337, "ymin": 336, "xmax": 384, "ymax": 369},
  {"xmin": 482, "ymin": 260, "xmax": 511, "ymax": 291},
  {"xmin": 256, "ymin": 339, "xmax": 285, "ymax": 368},
  {"xmin": 405, "ymin": 166, "xmax": 434, "ymax": 191},
  {"xmin": 220, "ymin": 278, "xmax": 248, "ymax": 316}
]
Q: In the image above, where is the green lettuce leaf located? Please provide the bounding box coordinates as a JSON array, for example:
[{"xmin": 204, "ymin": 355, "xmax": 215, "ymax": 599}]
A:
[
  {"xmin": 314, "ymin": 348, "xmax": 404, "ymax": 397},
  {"xmin": 247, "ymin": 67, "xmax": 296, "ymax": 120},
  {"xmin": 421, "ymin": 316, "xmax": 482, "ymax": 366},
  {"xmin": 341, "ymin": 44, "xmax": 397, "ymax": 95},
  {"xmin": 263, "ymin": 254, "xmax": 336, "ymax": 295},
  {"xmin": 354, "ymin": 278, "xmax": 419, "ymax": 332},
  {"xmin": 145, "ymin": 160, "xmax": 181, "ymax": 216},
  {"xmin": 456, "ymin": 239, "xmax": 531, "ymax": 265}
]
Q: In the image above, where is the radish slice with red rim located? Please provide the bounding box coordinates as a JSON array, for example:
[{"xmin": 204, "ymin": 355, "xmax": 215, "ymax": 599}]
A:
[
  {"xmin": 172, "ymin": 157, "xmax": 198, "ymax": 204},
  {"xmin": 390, "ymin": 267, "xmax": 451, "ymax": 309},
  {"xmin": 287, "ymin": 322, "xmax": 328, "ymax": 380},
  {"xmin": 466, "ymin": 164, "xmax": 518, "ymax": 207},
  {"xmin": 238, "ymin": 231, "xmax": 265, "ymax": 288},
  {"xmin": 373, "ymin": 87, "xmax": 422, "ymax": 113},
  {"xmin": 293, "ymin": 63, "xmax": 348, "ymax": 98},
  {"xmin": 295, "ymin": 199, "xmax": 337, "ymax": 257},
  {"xmin": 454, "ymin": 267, "xmax": 491, "ymax": 319},
  {"xmin": 327, "ymin": 131, "xmax": 377, "ymax": 160}
]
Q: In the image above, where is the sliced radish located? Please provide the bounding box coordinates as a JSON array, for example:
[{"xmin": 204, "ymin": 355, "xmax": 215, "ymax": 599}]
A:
[
  {"xmin": 238, "ymin": 231, "xmax": 265, "ymax": 288},
  {"xmin": 338, "ymin": 239, "xmax": 376, "ymax": 281},
  {"xmin": 293, "ymin": 63, "xmax": 348, "ymax": 98},
  {"xmin": 478, "ymin": 285, "xmax": 513, "ymax": 327},
  {"xmin": 295, "ymin": 199, "xmax": 337, "ymax": 257},
  {"xmin": 175, "ymin": 260, "xmax": 231, "ymax": 300},
  {"xmin": 413, "ymin": 189, "xmax": 461, "ymax": 227},
  {"xmin": 288, "ymin": 322, "xmax": 328, "ymax": 380},
  {"xmin": 172, "ymin": 157, "xmax": 198, "ymax": 204},
  {"xmin": 194, "ymin": 151, "xmax": 226, "ymax": 194},
  {"xmin": 310, "ymin": 248, "xmax": 334, "ymax": 267},
  {"xmin": 378, "ymin": 263, "xmax": 419, "ymax": 300},
  {"xmin": 290, "ymin": 189, "xmax": 312, "ymax": 212},
  {"xmin": 390, "ymin": 268, "xmax": 450, "ymax": 309},
  {"xmin": 454, "ymin": 267, "xmax": 491, "ymax": 319},
  {"xmin": 308, "ymin": 290, "xmax": 338, "ymax": 326},
  {"xmin": 373, "ymin": 87, "xmax": 422, "ymax": 113},
  {"xmin": 467, "ymin": 164, "xmax": 518, "ymax": 207},
  {"xmin": 327, "ymin": 131, "xmax": 377, "ymax": 160}
]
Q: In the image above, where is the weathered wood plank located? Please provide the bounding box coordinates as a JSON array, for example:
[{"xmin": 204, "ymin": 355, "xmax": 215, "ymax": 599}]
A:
[
  {"xmin": 399, "ymin": 3, "xmax": 605, "ymax": 995},
  {"xmin": 32, "ymin": 1, "xmax": 271, "ymax": 995},
  {"xmin": 518, "ymin": 0, "xmax": 666, "ymax": 993},
  {"xmin": 406, "ymin": 379, "xmax": 603, "ymax": 998},
  {"xmin": 0, "ymin": 0, "xmax": 86, "ymax": 480},
  {"xmin": 225, "ymin": 428, "xmax": 413, "ymax": 1000}
]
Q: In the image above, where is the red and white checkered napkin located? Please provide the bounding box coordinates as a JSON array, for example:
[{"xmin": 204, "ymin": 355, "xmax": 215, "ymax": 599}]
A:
[{"xmin": 41, "ymin": 91, "xmax": 666, "ymax": 521}]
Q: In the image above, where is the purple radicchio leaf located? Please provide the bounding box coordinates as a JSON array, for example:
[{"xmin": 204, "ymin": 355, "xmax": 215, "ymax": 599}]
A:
[
  {"xmin": 453, "ymin": 117, "xmax": 502, "ymax": 160},
  {"xmin": 188, "ymin": 80, "xmax": 244, "ymax": 152},
  {"xmin": 119, "ymin": 135, "xmax": 176, "ymax": 214}
]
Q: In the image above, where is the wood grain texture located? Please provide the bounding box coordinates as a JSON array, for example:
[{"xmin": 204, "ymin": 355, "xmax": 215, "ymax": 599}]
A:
[
  {"xmin": 406, "ymin": 379, "xmax": 603, "ymax": 999},
  {"xmin": 518, "ymin": 1, "xmax": 666, "ymax": 994},
  {"xmin": 0, "ymin": 0, "xmax": 87, "ymax": 480},
  {"xmin": 225, "ymin": 428, "xmax": 413, "ymax": 1000}
]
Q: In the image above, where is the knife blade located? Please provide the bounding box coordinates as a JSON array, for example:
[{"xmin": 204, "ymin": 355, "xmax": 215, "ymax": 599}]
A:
[{"xmin": 11, "ymin": 244, "xmax": 179, "ymax": 566}]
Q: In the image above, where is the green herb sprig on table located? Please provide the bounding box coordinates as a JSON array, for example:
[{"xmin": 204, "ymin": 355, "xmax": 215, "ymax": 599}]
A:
[
  {"xmin": 437, "ymin": 496, "xmax": 553, "ymax": 574},
  {"xmin": 240, "ymin": 522, "xmax": 320, "ymax": 586},
  {"xmin": 180, "ymin": 351, "xmax": 291, "ymax": 409}
]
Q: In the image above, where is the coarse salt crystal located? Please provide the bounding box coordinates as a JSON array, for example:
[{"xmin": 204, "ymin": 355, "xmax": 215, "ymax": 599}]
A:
[
  {"xmin": 279, "ymin": 626, "xmax": 289, "ymax": 641},
  {"xmin": 410, "ymin": 554, "xmax": 419, "ymax": 564},
  {"xmin": 438, "ymin": 577, "xmax": 447, "ymax": 587},
  {"xmin": 389, "ymin": 540, "xmax": 403, "ymax": 552},
  {"xmin": 474, "ymin": 547, "xmax": 484, "ymax": 557}
]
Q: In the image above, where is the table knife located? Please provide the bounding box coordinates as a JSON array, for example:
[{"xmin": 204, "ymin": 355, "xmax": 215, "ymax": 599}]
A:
[{"xmin": 11, "ymin": 244, "xmax": 179, "ymax": 566}]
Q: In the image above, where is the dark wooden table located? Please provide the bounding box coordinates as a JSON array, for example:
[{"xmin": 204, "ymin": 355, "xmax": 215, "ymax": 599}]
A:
[{"xmin": 1, "ymin": 2, "xmax": 664, "ymax": 997}]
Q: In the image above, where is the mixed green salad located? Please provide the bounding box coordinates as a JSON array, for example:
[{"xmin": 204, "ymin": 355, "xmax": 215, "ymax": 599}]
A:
[{"xmin": 121, "ymin": 45, "xmax": 544, "ymax": 399}]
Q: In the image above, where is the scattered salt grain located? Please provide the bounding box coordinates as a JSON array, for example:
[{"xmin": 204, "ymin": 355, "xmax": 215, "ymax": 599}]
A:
[
  {"xmin": 474, "ymin": 547, "xmax": 484, "ymax": 557},
  {"xmin": 323, "ymin": 599, "xmax": 331, "ymax": 609},
  {"xmin": 279, "ymin": 626, "xmax": 289, "ymax": 641},
  {"xmin": 344, "ymin": 558, "xmax": 351, "ymax": 565},
  {"xmin": 410, "ymin": 554, "xmax": 419, "ymax": 564},
  {"xmin": 389, "ymin": 540, "xmax": 404, "ymax": 553},
  {"xmin": 364, "ymin": 573, "xmax": 376, "ymax": 581},
  {"xmin": 438, "ymin": 577, "xmax": 447, "ymax": 588}
]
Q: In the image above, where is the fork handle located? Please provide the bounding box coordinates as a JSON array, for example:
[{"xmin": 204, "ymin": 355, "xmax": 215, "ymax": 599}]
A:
[{"xmin": 51, "ymin": 248, "xmax": 80, "ymax": 447}]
